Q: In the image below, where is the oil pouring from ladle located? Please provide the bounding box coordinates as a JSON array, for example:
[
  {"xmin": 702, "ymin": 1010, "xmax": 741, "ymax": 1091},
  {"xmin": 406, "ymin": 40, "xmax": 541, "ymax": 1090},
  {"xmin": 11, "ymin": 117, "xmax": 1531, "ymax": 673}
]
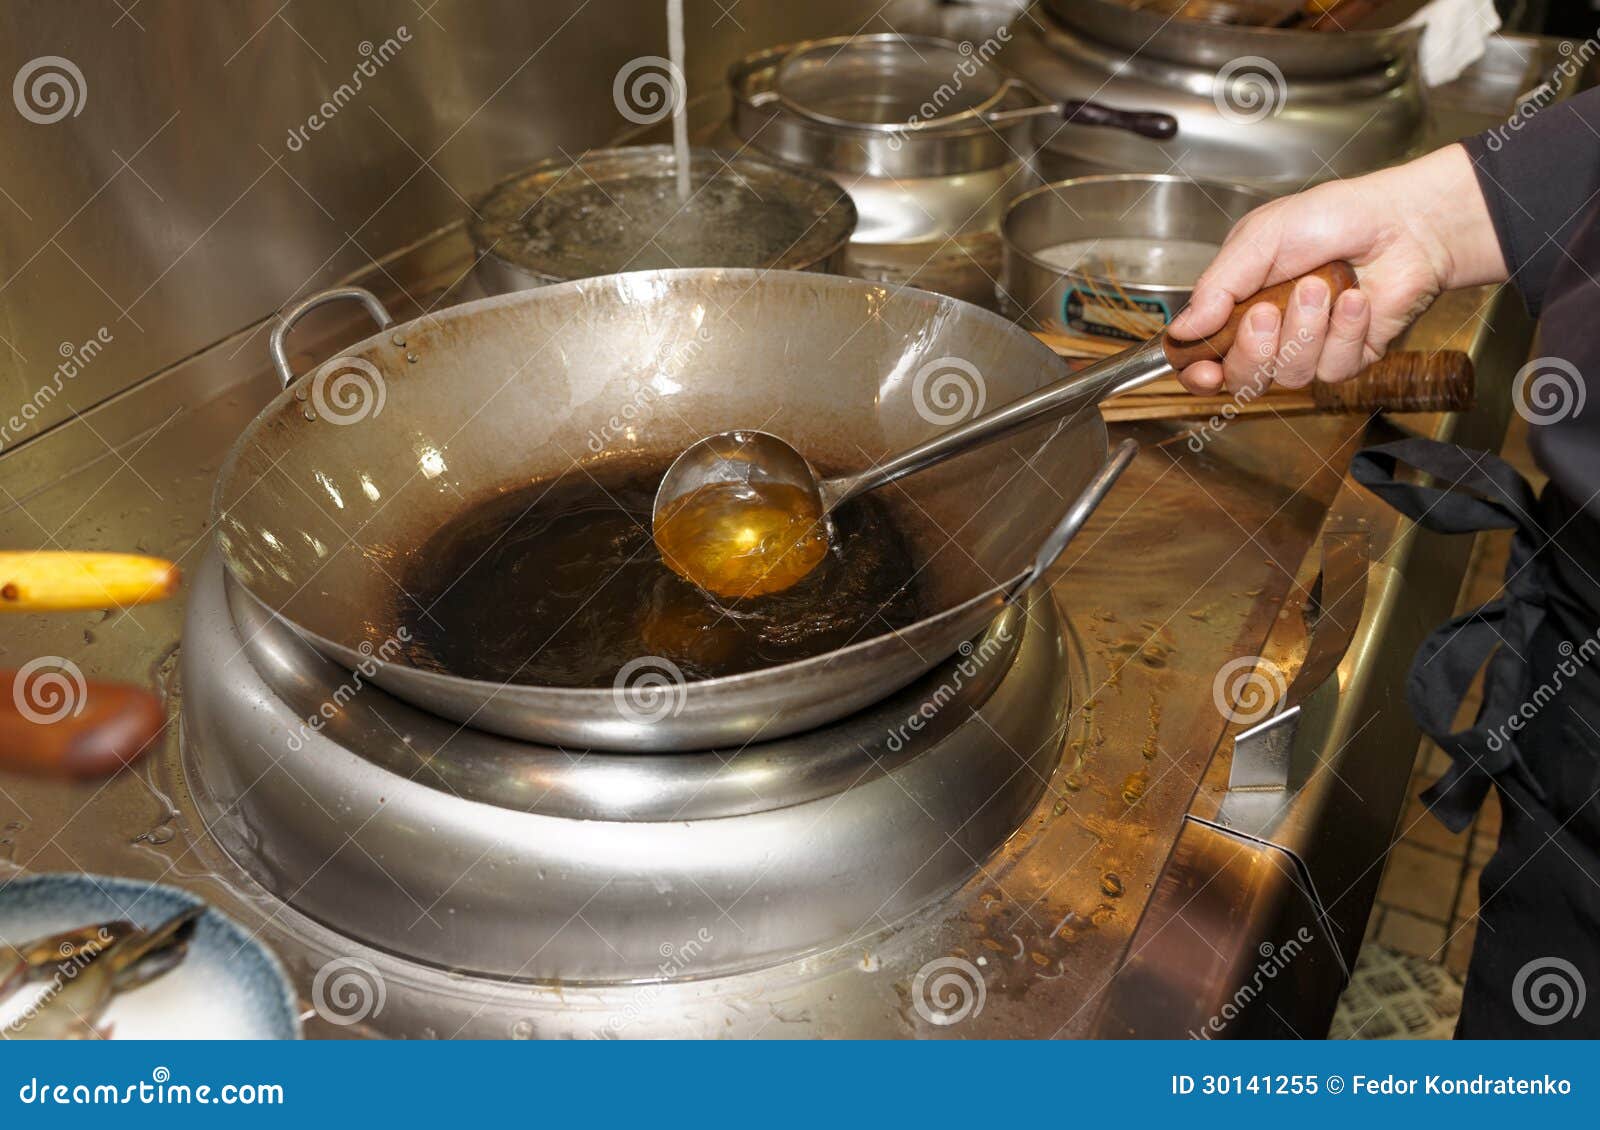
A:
[{"xmin": 653, "ymin": 263, "xmax": 1359, "ymax": 599}]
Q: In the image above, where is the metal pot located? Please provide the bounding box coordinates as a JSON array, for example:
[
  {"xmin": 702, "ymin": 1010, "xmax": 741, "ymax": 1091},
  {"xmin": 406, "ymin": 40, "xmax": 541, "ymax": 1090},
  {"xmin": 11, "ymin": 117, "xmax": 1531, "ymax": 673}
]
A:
[
  {"xmin": 1044, "ymin": 0, "xmax": 1422, "ymax": 79},
  {"xmin": 730, "ymin": 34, "xmax": 1175, "ymax": 181},
  {"xmin": 728, "ymin": 29, "xmax": 1174, "ymax": 307},
  {"xmin": 468, "ymin": 146, "xmax": 856, "ymax": 294},
  {"xmin": 1008, "ymin": 3, "xmax": 1427, "ymax": 189},
  {"xmin": 219, "ymin": 270, "xmax": 1129, "ymax": 752},
  {"xmin": 1001, "ymin": 174, "xmax": 1270, "ymax": 339}
]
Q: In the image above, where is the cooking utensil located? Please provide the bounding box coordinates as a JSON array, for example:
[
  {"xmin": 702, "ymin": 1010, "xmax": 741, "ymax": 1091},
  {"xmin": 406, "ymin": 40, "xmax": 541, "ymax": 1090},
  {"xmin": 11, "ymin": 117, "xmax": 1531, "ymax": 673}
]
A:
[
  {"xmin": 652, "ymin": 263, "xmax": 1358, "ymax": 597},
  {"xmin": 1001, "ymin": 175, "xmax": 1272, "ymax": 341},
  {"xmin": 469, "ymin": 146, "xmax": 857, "ymax": 294},
  {"xmin": 0, "ymin": 669, "xmax": 166, "ymax": 779},
  {"xmin": 729, "ymin": 36, "xmax": 1175, "ymax": 182},
  {"xmin": 219, "ymin": 269, "xmax": 1138, "ymax": 752},
  {"xmin": 726, "ymin": 27, "xmax": 1174, "ymax": 310},
  {"xmin": 772, "ymin": 35, "xmax": 1015, "ymax": 127},
  {"xmin": 0, "ymin": 551, "xmax": 179, "ymax": 613},
  {"xmin": 1008, "ymin": 2, "xmax": 1426, "ymax": 189}
]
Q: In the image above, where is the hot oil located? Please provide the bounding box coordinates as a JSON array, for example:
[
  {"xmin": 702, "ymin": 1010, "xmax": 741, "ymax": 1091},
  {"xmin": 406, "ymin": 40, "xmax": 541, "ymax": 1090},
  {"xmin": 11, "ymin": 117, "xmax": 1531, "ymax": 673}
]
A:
[
  {"xmin": 654, "ymin": 479, "xmax": 829, "ymax": 599},
  {"xmin": 398, "ymin": 458, "xmax": 924, "ymax": 687}
]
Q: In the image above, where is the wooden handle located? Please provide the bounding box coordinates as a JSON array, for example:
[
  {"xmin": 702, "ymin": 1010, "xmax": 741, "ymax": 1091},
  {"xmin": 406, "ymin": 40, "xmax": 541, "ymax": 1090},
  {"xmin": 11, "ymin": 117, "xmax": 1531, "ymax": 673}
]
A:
[
  {"xmin": 0, "ymin": 669, "xmax": 165, "ymax": 778},
  {"xmin": 0, "ymin": 552, "xmax": 180, "ymax": 613},
  {"xmin": 1162, "ymin": 262, "xmax": 1359, "ymax": 371},
  {"xmin": 1311, "ymin": 350, "xmax": 1475, "ymax": 413}
]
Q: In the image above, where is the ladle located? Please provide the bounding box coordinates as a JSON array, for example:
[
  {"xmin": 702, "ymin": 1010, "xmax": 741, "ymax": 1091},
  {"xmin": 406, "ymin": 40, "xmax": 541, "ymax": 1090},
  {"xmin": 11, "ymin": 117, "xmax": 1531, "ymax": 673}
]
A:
[{"xmin": 653, "ymin": 262, "xmax": 1358, "ymax": 598}]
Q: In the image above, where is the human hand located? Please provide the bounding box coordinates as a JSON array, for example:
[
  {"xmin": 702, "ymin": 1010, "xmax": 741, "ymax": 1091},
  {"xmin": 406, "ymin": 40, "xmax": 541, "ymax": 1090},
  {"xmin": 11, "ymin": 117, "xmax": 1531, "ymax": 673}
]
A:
[{"xmin": 1165, "ymin": 144, "xmax": 1507, "ymax": 395}]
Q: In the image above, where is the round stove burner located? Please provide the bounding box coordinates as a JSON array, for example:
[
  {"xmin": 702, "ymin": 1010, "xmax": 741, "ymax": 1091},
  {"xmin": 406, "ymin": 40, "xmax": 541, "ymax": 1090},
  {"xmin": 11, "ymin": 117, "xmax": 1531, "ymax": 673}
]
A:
[{"xmin": 181, "ymin": 548, "xmax": 1070, "ymax": 982}]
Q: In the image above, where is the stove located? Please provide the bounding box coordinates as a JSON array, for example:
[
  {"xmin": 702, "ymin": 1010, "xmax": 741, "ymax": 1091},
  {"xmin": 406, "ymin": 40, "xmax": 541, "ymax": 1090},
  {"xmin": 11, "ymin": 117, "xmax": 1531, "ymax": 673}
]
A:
[{"xmin": 182, "ymin": 548, "xmax": 1076, "ymax": 985}]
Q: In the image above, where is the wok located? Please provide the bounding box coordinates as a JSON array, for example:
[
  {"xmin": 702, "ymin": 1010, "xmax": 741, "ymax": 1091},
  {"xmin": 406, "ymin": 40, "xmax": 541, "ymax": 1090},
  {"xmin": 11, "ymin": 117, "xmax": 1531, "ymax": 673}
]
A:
[{"xmin": 215, "ymin": 270, "xmax": 1131, "ymax": 751}]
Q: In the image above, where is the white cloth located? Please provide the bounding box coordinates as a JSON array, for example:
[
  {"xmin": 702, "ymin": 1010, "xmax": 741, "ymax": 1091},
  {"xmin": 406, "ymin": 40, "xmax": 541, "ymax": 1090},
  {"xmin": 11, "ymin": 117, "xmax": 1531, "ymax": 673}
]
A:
[{"xmin": 1409, "ymin": 0, "xmax": 1501, "ymax": 87}]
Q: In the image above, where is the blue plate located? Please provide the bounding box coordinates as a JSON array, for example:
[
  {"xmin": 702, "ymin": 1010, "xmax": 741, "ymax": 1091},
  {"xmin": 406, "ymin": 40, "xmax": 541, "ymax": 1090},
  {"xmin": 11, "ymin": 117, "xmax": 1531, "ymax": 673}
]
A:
[{"xmin": 0, "ymin": 872, "xmax": 301, "ymax": 1039}]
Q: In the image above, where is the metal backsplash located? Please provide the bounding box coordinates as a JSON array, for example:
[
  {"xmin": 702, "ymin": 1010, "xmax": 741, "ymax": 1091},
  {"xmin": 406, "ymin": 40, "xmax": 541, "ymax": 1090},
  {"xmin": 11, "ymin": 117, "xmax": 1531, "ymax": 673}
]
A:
[{"xmin": 0, "ymin": 0, "xmax": 874, "ymax": 455}]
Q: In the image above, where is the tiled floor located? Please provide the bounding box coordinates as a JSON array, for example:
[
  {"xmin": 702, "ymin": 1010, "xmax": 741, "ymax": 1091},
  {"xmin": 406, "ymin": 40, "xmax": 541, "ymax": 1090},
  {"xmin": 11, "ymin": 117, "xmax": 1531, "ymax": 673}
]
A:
[{"xmin": 1336, "ymin": 414, "xmax": 1544, "ymax": 1035}]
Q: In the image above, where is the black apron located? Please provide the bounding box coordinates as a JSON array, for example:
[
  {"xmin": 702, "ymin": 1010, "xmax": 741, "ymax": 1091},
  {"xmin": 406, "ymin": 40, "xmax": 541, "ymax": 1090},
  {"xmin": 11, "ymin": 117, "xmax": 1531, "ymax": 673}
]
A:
[{"xmin": 1353, "ymin": 438, "xmax": 1600, "ymax": 1038}]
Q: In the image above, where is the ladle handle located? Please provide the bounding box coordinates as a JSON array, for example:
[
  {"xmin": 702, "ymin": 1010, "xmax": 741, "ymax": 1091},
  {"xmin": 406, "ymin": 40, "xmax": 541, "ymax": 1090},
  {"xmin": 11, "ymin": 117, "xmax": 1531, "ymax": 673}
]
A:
[
  {"xmin": 269, "ymin": 286, "xmax": 394, "ymax": 387},
  {"xmin": 1161, "ymin": 261, "xmax": 1359, "ymax": 370}
]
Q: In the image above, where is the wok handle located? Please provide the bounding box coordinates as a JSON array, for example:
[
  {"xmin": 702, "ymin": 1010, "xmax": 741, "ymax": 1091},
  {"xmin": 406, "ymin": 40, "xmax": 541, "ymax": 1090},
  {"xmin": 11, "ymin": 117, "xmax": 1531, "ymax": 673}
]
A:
[
  {"xmin": 1011, "ymin": 438, "xmax": 1139, "ymax": 598},
  {"xmin": 268, "ymin": 286, "xmax": 394, "ymax": 387}
]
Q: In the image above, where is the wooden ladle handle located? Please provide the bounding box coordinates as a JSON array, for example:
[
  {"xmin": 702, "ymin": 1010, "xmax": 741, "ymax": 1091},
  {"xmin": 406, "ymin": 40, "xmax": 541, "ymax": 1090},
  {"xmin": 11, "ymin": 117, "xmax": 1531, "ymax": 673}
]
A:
[
  {"xmin": 1162, "ymin": 262, "xmax": 1359, "ymax": 371},
  {"xmin": 0, "ymin": 669, "xmax": 165, "ymax": 779}
]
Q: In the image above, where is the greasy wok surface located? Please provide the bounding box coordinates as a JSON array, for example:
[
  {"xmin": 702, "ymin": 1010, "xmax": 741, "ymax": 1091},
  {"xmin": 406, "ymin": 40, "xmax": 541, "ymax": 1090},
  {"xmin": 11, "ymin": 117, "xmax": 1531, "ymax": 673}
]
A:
[{"xmin": 213, "ymin": 269, "xmax": 1107, "ymax": 749}]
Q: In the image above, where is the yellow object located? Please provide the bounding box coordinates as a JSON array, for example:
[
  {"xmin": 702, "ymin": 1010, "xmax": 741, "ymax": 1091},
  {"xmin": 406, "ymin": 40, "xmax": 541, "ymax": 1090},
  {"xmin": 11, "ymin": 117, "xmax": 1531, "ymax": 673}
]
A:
[
  {"xmin": 654, "ymin": 481, "xmax": 829, "ymax": 599},
  {"xmin": 0, "ymin": 552, "xmax": 181, "ymax": 612}
]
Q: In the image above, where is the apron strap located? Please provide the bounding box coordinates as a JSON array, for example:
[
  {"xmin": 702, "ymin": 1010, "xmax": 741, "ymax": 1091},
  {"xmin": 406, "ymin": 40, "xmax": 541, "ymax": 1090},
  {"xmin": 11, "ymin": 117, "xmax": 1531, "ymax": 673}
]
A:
[{"xmin": 1352, "ymin": 438, "xmax": 1550, "ymax": 832}]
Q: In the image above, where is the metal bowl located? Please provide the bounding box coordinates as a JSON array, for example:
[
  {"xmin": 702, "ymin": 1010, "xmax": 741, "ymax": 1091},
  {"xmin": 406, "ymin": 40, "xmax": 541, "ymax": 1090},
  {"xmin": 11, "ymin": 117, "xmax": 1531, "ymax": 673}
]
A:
[
  {"xmin": 469, "ymin": 145, "xmax": 856, "ymax": 293},
  {"xmin": 1000, "ymin": 174, "xmax": 1270, "ymax": 339}
]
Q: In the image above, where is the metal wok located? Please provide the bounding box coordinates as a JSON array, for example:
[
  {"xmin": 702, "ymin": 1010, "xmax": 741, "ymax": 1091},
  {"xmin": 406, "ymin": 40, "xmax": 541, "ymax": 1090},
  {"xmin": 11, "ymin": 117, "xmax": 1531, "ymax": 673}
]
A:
[{"xmin": 214, "ymin": 270, "xmax": 1131, "ymax": 751}]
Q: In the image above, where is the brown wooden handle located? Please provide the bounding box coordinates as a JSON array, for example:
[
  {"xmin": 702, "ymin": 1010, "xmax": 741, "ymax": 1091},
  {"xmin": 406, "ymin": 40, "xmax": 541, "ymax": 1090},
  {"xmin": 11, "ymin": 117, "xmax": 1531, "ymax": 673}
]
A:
[
  {"xmin": 1312, "ymin": 350, "xmax": 1475, "ymax": 413},
  {"xmin": 0, "ymin": 669, "xmax": 164, "ymax": 779},
  {"xmin": 1162, "ymin": 262, "xmax": 1359, "ymax": 370}
]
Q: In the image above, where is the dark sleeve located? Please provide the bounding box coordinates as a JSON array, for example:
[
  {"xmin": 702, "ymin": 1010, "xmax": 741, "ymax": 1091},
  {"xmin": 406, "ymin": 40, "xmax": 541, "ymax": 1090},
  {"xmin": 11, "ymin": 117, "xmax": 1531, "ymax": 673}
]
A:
[{"xmin": 1461, "ymin": 86, "xmax": 1600, "ymax": 315}]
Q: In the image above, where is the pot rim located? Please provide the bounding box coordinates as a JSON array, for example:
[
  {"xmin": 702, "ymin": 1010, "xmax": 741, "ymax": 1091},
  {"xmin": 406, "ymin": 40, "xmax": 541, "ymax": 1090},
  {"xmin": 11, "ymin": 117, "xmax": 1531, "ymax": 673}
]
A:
[{"xmin": 1000, "ymin": 173, "xmax": 1272, "ymax": 295}]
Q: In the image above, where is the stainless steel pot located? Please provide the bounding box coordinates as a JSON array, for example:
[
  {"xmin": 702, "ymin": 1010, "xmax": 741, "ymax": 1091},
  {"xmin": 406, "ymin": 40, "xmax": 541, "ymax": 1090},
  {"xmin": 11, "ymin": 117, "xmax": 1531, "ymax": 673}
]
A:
[
  {"xmin": 1009, "ymin": 3, "xmax": 1427, "ymax": 189},
  {"xmin": 1001, "ymin": 175, "xmax": 1270, "ymax": 339},
  {"xmin": 1045, "ymin": 0, "xmax": 1421, "ymax": 79},
  {"xmin": 729, "ymin": 35, "xmax": 1175, "ymax": 181},
  {"xmin": 217, "ymin": 270, "xmax": 1131, "ymax": 752},
  {"xmin": 468, "ymin": 146, "xmax": 856, "ymax": 294}
]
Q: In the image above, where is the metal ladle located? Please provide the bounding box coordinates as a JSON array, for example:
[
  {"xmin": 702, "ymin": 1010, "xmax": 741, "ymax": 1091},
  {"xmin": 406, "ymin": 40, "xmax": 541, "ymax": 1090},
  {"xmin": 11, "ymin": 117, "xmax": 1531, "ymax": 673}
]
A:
[{"xmin": 653, "ymin": 262, "xmax": 1358, "ymax": 597}]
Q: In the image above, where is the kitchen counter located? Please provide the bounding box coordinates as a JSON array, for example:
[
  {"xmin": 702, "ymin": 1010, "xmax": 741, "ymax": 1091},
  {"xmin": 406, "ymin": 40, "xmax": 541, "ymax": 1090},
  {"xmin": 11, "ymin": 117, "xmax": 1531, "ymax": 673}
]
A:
[{"xmin": 0, "ymin": 33, "xmax": 1578, "ymax": 1037}]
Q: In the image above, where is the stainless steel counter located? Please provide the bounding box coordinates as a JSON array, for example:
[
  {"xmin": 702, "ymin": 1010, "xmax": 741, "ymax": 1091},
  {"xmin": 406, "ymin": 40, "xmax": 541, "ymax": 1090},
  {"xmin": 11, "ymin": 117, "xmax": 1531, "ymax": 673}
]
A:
[{"xmin": 0, "ymin": 34, "xmax": 1577, "ymax": 1038}]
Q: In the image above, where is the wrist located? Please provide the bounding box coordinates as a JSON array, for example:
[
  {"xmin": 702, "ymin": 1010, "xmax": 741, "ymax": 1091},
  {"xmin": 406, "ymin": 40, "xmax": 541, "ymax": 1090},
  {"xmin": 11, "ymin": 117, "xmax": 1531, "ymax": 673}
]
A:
[{"xmin": 1399, "ymin": 144, "xmax": 1509, "ymax": 290}]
